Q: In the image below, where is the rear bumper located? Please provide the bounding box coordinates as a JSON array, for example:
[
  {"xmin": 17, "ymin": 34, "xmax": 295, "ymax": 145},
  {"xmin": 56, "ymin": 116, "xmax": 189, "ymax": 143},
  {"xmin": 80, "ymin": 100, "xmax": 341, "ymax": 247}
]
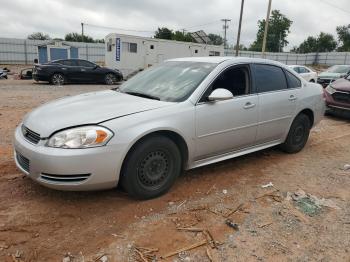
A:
[{"xmin": 13, "ymin": 125, "xmax": 124, "ymax": 191}]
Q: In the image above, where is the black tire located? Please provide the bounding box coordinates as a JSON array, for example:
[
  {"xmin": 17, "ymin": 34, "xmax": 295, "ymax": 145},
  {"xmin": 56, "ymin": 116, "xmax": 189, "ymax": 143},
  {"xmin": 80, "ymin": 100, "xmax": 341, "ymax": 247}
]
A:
[
  {"xmin": 280, "ymin": 114, "xmax": 311, "ymax": 153},
  {"xmin": 120, "ymin": 136, "xmax": 182, "ymax": 199},
  {"xmin": 50, "ymin": 73, "xmax": 65, "ymax": 85},
  {"xmin": 105, "ymin": 73, "xmax": 117, "ymax": 85}
]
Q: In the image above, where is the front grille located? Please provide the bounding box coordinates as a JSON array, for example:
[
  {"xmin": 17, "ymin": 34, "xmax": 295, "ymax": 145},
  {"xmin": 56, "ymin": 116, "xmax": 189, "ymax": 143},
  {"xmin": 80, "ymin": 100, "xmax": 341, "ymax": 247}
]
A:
[
  {"xmin": 16, "ymin": 152, "xmax": 30, "ymax": 173},
  {"xmin": 22, "ymin": 125, "xmax": 41, "ymax": 144},
  {"xmin": 40, "ymin": 173, "xmax": 91, "ymax": 183},
  {"xmin": 317, "ymin": 79, "xmax": 332, "ymax": 86},
  {"xmin": 332, "ymin": 92, "xmax": 350, "ymax": 103}
]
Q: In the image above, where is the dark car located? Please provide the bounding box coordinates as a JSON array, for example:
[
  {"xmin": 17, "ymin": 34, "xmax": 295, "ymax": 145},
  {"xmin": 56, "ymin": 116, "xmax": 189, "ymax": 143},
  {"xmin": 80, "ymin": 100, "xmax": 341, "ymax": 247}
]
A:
[
  {"xmin": 324, "ymin": 75, "xmax": 350, "ymax": 113},
  {"xmin": 33, "ymin": 59, "xmax": 123, "ymax": 85}
]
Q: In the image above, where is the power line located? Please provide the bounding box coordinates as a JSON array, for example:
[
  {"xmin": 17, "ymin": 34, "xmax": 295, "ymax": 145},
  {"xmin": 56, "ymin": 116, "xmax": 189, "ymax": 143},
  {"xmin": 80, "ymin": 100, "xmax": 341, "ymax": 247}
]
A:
[
  {"xmin": 318, "ymin": 0, "xmax": 350, "ymax": 15},
  {"xmin": 84, "ymin": 20, "xmax": 223, "ymax": 35},
  {"xmin": 84, "ymin": 23, "xmax": 155, "ymax": 33},
  {"xmin": 182, "ymin": 20, "xmax": 221, "ymax": 30}
]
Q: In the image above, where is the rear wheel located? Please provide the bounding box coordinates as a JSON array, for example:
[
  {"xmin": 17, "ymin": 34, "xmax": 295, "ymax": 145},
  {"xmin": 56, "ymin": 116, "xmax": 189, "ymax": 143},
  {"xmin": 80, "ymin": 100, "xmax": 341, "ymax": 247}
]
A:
[
  {"xmin": 105, "ymin": 73, "xmax": 117, "ymax": 85},
  {"xmin": 50, "ymin": 73, "xmax": 65, "ymax": 85},
  {"xmin": 280, "ymin": 114, "xmax": 311, "ymax": 153},
  {"xmin": 120, "ymin": 136, "xmax": 182, "ymax": 199}
]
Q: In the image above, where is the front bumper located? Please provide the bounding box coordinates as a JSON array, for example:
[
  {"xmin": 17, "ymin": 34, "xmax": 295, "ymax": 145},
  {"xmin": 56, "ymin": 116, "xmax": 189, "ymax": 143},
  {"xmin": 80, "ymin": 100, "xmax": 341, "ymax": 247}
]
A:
[
  {"xmin": 324, "ymin": 90, "xmax": 350, "ymax": 112},
  {"xmin": 14, "ymin": 125, "xmax": 124, "ymax": 191}
]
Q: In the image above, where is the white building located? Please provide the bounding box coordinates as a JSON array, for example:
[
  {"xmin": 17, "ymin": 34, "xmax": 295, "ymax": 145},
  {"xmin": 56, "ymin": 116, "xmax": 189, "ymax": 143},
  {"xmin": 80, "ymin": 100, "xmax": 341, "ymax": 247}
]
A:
[{"xmin": 105, "ymin": 33, "xmax": 224, "ymax": 77}]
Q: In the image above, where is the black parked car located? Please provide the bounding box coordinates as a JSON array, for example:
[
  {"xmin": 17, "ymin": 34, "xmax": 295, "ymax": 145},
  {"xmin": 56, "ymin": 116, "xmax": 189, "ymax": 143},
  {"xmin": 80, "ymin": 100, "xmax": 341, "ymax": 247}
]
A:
[{"xmin": 33, "ymin": 59, "xmax": 123, "ymax": 85}]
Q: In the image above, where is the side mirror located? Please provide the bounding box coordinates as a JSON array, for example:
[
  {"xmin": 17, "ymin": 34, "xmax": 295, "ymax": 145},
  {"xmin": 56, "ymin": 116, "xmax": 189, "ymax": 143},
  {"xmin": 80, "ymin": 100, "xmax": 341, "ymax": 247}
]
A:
[
  {"xmin": 208, "ymin": 88, "xmax": 233, "ymax": 102},
  {"xmin": 94, "ymin": 65, "xmax": 99, "ymax": 69}
]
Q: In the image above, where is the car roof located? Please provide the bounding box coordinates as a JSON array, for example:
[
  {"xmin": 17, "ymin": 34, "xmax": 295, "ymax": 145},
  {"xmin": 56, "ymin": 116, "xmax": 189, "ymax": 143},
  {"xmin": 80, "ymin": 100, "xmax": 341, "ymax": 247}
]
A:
[
  {"xmin": 168, "ymin": 56, "xmax": 287, "ymax": 67},
  {"xmin": 289, "ymin": 65, "xmax": 303, "ymax": 67}
]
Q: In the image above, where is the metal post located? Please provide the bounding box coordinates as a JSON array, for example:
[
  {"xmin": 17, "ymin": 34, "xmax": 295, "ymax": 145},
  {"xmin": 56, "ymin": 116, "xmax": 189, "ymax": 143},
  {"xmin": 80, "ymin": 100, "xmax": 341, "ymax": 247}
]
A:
[
  {"xmin": 262, "ymin": 0, "xmax": 272, "ymax": 57},
  {"xmin": 86, "ymin": 44, "xmax": 89, "ymax": 60},
  {"xmin": 24, "ymin": 40, "xmax": 28, "ymax": 65},
  {"xmin": 344, "ymin": 52, "xmax": 348, "ymax": 64},
  {"xmin": 235, "ymin": 0, "xmax": 245, "ymax": 57},
  {"xmin": 81, "ymin": 22, "xmax": 84, "ymax": 41},
  {"xmin": 221, "ymin": 19, "xmax": 231, "ymax": 55}
]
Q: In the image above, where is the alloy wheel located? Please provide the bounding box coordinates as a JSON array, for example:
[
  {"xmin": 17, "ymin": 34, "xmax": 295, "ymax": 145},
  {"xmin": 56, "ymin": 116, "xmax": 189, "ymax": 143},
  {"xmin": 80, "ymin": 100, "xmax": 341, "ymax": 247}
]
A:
[{"xmin": 52, "ymin": 74, "xmax": 64, "ymax": 85}]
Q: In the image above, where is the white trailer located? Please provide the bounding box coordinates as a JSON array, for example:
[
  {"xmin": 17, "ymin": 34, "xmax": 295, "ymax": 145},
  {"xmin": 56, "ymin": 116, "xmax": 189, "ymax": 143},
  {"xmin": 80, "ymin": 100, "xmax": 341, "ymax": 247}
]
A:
[{"xmin": 105, "ymin": 33, "xmax": 224, "ymax": 77}]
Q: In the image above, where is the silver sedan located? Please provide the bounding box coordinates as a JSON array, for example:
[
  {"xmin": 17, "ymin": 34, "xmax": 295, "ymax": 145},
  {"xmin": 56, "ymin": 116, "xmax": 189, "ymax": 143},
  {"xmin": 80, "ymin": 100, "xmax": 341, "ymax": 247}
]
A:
[{"xmin": 14, "ymin": 57, "xmax": 325, "ymax": 199}]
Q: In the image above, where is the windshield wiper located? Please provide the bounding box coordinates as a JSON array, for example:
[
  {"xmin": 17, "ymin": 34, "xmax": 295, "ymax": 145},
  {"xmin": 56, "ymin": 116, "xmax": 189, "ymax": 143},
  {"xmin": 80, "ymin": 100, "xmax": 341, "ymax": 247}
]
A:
[{"xmin": 124, "ymin": 91, "xmax": 160, "ymax": 101}]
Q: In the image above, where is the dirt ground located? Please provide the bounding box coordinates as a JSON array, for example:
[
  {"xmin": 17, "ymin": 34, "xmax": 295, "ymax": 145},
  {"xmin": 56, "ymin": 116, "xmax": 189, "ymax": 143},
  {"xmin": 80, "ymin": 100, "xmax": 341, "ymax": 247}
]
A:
[{"xmin": 0, "ymin": 76, "xmax": 350, "ymax": 262}]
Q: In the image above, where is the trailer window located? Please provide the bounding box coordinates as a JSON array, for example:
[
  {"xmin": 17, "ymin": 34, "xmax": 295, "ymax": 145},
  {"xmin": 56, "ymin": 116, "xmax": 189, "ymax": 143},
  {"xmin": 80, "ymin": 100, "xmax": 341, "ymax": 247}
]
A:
[
  {"xmin": 122, "ymin": 42, "xmax": 138, "ymax": 53},
  {"xmin": 107, "ymin": 39, "xmax": 112, "ymax": 52},
  {"xmin": 209, "ymin": 51, "xmax": 220, "ymax": 56}
]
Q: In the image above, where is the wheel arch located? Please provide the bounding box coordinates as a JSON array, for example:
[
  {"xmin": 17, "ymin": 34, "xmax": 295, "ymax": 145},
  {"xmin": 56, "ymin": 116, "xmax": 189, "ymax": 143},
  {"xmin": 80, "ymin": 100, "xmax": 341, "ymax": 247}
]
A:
[
  {"xmin": 120, "ymin": 130, "xmax": 189, "ymax": 176},
  {"xmin": 296, "ymin": 108, "xmax": 314, "ymax": 127}
]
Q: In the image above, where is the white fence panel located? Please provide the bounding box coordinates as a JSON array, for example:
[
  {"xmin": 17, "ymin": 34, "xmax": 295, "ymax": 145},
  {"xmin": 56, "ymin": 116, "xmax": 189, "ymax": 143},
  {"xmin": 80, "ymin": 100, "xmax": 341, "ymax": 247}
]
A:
[{"xmin": 0, "ymin": 37, "xmax": 105, "ymax": 64}]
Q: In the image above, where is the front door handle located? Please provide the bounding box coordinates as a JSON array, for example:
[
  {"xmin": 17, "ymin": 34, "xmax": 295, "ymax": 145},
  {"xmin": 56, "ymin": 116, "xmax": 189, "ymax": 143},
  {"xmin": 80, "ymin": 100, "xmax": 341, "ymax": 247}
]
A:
[
  {"xmin": 243, "ymin": 102, "xmax": 256, "ymax": 109},
  {"xmin": 289, "ymin": 95, "xmax": 297, "ymax": 101}
]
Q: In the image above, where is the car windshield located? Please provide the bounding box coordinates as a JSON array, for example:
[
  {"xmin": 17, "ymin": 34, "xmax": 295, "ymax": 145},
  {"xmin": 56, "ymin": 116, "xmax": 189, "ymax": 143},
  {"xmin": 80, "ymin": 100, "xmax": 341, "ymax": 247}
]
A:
[
  {"xmin": 326, "ymin": 65, "xmax": 350, "ymax": 74},
  {"xmin": 118, "ymin": 61, "xmax": 217, "ymax": 102}
]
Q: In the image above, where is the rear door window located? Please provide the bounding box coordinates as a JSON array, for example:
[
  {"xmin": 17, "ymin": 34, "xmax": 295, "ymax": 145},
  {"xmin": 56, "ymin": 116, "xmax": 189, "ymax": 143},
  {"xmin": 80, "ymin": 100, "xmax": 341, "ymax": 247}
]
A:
[
  {"xmin": 252, "ymin": 64, "xmax": 288, "ymax": 93},
  {"xmin": 61, "ymin": 60, "xmax": 77, "ymax": 66},
  {"xmin": 77, "ymin": 60, "xmax": 95, "ymax": 67}
]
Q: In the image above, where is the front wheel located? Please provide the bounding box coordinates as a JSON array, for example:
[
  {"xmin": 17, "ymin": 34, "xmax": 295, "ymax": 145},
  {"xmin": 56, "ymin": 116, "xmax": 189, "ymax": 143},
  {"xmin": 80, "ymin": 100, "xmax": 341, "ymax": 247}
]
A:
[
  {"xmin": 280, "ymin": 114, "xmax": 311, "ymax": 153},
  {"xmin": 50, "ymin": 73, "xmax": 65, "ymax": 85},
  {"xmin": 120, "ymin": 136, "xmax": 182, "ymax": 199}
]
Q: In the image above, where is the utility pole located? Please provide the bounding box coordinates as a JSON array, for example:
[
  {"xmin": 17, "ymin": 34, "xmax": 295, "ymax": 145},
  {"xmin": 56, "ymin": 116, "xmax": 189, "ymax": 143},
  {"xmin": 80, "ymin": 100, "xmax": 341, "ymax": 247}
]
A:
[
  {"xmin": 261, "ymin": 0, "xmax": 272, "ymax": 57},
  {"xmin": 235, "ymin": 0, "xmax": 245, "ymax": 57},
  {"xmin": 81, "ymin": 22, "xmax": 84, "ymax": 40},
  {"xmin": 221, "ymin": 19, "xmax": 231, "ymax": 53}
]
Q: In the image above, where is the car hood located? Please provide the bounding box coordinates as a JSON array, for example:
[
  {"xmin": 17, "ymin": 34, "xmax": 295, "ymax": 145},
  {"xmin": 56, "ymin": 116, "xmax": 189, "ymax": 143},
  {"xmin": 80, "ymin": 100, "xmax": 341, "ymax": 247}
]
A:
[
  {"xmin": 331, "ymin": 78, "xmax": 350, "ymax": 92},
  {"xmin": 23, "ymin": 90, "xmax": 173, "ymax": 137},
  {"xmin": 318, "ymin": 72, "xmax": 344, "ymax": 79}
]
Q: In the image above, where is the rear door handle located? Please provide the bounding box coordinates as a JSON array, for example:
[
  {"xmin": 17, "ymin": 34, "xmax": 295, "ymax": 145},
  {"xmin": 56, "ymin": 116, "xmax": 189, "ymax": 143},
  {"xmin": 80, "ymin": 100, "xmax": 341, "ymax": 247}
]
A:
[
  {"xmin": 289, "ymin": 95, "xmax": 297, "ymax": 101},
  {"xmin": 243, "ymin": 102, "xmax": 256, "ymax": 109}
]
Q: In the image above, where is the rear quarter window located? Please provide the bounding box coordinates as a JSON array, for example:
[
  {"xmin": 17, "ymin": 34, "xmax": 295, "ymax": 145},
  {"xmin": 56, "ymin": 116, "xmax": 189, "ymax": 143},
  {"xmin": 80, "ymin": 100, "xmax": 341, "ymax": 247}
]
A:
[
  {"xmin": 286, "ymin": 71, "xmax": 302, "ymax": 89},
  {"xmin": 253, "ymin": 64, "xmax": 288, "ymax": 93}
]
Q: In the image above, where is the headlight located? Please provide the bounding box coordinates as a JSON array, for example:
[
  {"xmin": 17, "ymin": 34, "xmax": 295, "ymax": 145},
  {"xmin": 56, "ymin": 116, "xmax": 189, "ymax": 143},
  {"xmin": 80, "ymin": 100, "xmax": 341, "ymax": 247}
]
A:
[
  {"xmin": 325, "ymin": 85, "xmax": 336, "ymax": 95},
  {"xmin": 47, "ymin": 126, "xmax": 113, "ymax": 148}
]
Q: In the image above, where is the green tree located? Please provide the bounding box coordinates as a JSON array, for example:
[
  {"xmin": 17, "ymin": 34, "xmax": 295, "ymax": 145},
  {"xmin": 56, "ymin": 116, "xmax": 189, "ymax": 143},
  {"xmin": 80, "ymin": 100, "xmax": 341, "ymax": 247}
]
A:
[
  {"xmin": 233, "ymin": 44, "xmax": 248, "ymax": 51},
  {"xmin": 154, "ymin": 27, "xmax": 173, "ymax": 40},
  {"xmin": 27, "ymin": 32, "xmax": 51, "ymax": 40},
  {"xmin": 249, "ymin": 10, "xmax": 292, "ymax": 52},
  {"xmin": 208, "ymin": 34, "xmax": 224, "ymax": 45},
  {"xmin": 172, "ymin": 31, "xmax": 193, "ymax": 42},
  {"xmin": 64, "ymin": 33, "xmax": 95, "ymax": 43},
  {"xmin": 336, "ymin": 24, "xmax": 350, "ymax": 51},
  {"xmin": 293, "ymin": 32, "xmax": 337, "ymax": 53}
]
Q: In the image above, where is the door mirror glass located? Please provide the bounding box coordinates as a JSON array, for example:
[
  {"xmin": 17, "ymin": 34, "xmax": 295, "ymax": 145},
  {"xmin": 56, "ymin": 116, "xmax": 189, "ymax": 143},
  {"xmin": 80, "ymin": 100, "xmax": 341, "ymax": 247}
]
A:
[{"xmin": 208, "ymin": 88, "xmax": 233, "ymax": 102}]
